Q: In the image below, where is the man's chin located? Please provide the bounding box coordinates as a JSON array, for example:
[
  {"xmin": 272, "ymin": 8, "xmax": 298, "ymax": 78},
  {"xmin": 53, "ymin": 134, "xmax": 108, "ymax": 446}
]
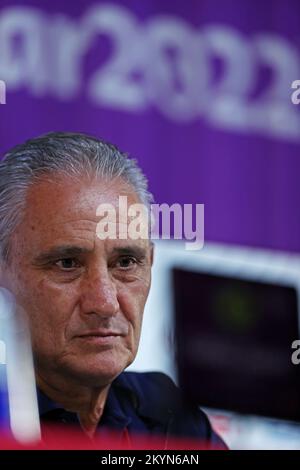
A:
[{"xmin": 59, "ymin": 357, "xmax": 131, "ymax": 388}]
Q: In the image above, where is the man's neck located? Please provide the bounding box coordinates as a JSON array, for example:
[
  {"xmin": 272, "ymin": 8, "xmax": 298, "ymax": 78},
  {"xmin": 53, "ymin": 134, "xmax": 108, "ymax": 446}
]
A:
[{"xmin": 37, "ymin": 372, "xmax": 111, "ymax": 437}]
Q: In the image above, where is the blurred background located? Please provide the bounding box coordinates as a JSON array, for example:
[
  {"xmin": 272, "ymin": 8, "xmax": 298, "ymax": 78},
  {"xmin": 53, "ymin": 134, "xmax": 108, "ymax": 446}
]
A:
[{"xmin": 1, "ymin": 0, "xmax": 300, "ymax": 449}]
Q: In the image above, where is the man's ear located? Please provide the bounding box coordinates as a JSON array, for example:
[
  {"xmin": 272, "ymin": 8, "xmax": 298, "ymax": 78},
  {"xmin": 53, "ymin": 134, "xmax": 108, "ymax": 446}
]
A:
[
  {"xmin": 0, "ymin": 263, "xmax": 4, "ymax": 285},
  {"xmin": 150, "ymin": 242, "xmax": 154, "ymax": 266},
  {"xmin": 0, "ymin": 262, "xmax": 10, "ymax": 289}
]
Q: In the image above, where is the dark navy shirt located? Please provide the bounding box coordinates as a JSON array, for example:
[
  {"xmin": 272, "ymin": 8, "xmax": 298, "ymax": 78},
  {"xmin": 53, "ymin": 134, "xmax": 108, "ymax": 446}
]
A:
[{"xmin": 38, "ymin": 371, "xmax": 227, "ymax": 449}]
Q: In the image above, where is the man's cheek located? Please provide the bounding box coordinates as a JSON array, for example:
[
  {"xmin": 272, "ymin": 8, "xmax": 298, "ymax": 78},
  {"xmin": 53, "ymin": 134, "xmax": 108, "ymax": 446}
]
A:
[{"xmin": 30, "ymin": 313, "xmax": 64, "ymax": 355}]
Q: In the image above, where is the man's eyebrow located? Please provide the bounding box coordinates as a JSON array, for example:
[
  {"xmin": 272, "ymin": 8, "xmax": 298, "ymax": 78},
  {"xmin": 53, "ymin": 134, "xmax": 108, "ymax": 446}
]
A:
[{"xmin": 33, "ymin": 246, "xmax": 91, "ymax": 265}]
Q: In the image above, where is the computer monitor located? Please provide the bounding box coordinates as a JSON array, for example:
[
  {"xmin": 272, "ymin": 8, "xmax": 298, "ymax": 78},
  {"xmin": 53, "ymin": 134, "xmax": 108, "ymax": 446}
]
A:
[{"xmin": 173, "ymin": 268, "xmax": 300, "ymax": 422}]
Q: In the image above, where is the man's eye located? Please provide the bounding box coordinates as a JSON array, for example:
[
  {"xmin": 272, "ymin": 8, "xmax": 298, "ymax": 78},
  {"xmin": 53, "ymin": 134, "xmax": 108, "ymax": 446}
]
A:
[
  {"xmin": 55, "ymin": 258, "xmax": 78, "ymax": 270},
  {"xmin": 117, "ymin": 256, "xmax": 137, "ymax": 269}
]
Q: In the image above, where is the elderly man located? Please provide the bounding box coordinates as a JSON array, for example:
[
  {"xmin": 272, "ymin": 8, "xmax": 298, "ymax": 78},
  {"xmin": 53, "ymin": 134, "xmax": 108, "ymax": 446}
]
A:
[{"xmin": 0, "ymin": 132, "xmax": 226, "ymax": 448}]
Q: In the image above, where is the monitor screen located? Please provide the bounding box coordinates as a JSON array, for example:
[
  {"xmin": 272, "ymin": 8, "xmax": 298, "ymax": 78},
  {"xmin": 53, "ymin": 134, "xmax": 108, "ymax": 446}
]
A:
[{"xmin": 173, "ymin": 268, "xmax": 300, "ymax": 422}]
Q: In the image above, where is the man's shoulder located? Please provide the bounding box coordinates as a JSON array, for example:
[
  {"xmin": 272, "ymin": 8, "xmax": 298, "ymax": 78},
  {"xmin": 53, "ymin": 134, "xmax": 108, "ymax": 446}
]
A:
[
  {"xmin": 115, "ymin": 370, "xmax": 180, "ymax": 404},
  {"xmin": 113, "ymin": 371, "xmax": 227, "ymax": 449},
  {"xmin": 113, "ymin": 370, "xmax": 191, "ymax": 427}
]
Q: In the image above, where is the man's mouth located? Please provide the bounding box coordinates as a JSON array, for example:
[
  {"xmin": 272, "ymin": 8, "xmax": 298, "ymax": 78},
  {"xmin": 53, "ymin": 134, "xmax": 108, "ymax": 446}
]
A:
[
  {"xmin": 75, "ymin": 330, "xmax": 124, "ymax": 345},
  {"xmin": 78, "ymin": 330, "xmax": 122, "ymax": 337}
]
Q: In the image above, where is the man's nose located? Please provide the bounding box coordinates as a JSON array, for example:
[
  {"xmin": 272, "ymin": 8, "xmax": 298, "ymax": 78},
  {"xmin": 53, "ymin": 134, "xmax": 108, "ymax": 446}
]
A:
[{"xmin": 80, "ymin": 268, "xmax": 119, "ymax": 317}]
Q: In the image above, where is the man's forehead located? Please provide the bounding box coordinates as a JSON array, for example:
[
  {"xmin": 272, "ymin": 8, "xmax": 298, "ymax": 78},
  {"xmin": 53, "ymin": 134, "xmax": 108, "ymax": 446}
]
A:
[
  {"xmin": 12, "ymin": 175, "xmax": 150, "ymax": 257},
  {"xmin": 24, "ymin": 175, "xmax": 139, "ymax": 220},
  {"xmin": 20, "ymin": 176, "xmax": 145, "ymax": 239}
]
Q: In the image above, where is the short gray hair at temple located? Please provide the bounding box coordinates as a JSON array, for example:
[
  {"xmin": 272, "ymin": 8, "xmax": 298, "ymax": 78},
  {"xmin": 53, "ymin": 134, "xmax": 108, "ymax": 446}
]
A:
[{"xmin": 0, "ymin": 131, "xmax": 153, "ymax": 263}]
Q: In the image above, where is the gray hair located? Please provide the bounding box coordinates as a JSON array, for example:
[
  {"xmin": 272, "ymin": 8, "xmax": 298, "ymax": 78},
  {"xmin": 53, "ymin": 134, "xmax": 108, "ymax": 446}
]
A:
[{"xmin": 0, "ymin": 131, "xmax": 153, "ymax": 262}]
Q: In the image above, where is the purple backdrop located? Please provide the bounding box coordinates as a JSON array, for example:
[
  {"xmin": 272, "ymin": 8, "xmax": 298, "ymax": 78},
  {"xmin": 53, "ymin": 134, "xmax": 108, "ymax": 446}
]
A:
[{"xmin": 0, "ymin": 0, "xmax": 300, "ymax": 252}]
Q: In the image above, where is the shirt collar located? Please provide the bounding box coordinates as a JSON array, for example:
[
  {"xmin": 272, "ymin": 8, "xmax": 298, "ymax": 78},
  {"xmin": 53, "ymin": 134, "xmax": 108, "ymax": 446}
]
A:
[
  {"xmin": 37, "ymin": 374, "xmax": 133, "ymax": 429},
  {"xmin": 37, "ymin": 372, "xmax": 172, "ymax": 430},
  {"xmin": 37, "ymin": 387, "xmax": 63, "ymax": 416}
]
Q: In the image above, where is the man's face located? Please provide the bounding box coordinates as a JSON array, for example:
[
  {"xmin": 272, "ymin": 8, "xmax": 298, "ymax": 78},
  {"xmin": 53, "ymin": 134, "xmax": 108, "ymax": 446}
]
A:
[{"xmin": 2, "ymin": 175, "xmax": 153, "ymax": 388}]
